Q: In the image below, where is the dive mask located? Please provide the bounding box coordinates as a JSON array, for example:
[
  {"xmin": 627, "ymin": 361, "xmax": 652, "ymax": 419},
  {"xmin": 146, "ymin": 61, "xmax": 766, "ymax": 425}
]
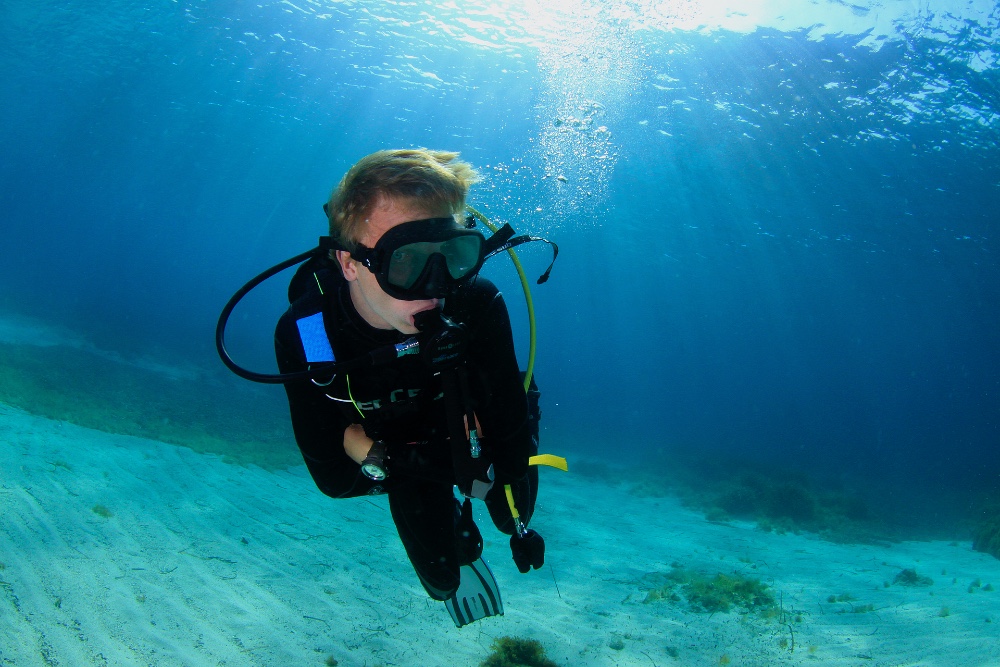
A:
[{"xmin": 347, "ymin": 217, "xmax": 486, "ymax": 300}]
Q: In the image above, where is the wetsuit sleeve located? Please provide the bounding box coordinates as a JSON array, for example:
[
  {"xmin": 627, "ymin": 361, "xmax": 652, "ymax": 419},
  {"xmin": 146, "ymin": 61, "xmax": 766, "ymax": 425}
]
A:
[
  {"xmin": 465, "ymin": 285, "xmax": 531, "ymax": 484},
  {"xmin": 274, "ymin": 311, "xmax": 380, "ymax": 498}
]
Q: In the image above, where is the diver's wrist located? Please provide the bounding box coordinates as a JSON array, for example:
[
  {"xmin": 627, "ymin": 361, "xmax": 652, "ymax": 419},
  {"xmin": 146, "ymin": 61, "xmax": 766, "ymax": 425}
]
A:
[{"xmin": 360, "ymin": 439, "xmax": 389, "ymax": 481}]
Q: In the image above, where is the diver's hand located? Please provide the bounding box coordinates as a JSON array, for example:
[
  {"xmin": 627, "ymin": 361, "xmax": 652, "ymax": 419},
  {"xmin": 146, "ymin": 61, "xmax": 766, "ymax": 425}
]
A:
[
  {"xmin": 510, "ymin": 529, "xmax": 545, "ymax": 573},
  {"xmin": 343, "ymin": 424, "xmax": 372, "ymax": 465}
]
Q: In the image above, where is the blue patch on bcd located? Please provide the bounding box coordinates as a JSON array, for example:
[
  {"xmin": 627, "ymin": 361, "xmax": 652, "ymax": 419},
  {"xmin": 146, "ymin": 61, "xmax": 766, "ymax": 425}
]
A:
[{"xmin": 296, "ymin": 313, "xmax": 335, "ymax": 362}]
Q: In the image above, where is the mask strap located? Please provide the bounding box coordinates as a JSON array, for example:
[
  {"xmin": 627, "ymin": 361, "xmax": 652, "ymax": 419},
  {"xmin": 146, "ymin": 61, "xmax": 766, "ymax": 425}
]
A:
[
  {"xmin": 485, "ymin": 229, "xmax": 560, "ymax": 285},
  {"xmin": 482, "ymin": 223, "xmax": 515, "ymax": 253}
]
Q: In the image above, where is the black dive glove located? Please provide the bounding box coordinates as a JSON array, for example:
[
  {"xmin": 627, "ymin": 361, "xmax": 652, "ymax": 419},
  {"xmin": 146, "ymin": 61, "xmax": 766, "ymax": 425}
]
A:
[{"xmin": 510, "ymin": 529, "xmax": 545, "ymax": 573}]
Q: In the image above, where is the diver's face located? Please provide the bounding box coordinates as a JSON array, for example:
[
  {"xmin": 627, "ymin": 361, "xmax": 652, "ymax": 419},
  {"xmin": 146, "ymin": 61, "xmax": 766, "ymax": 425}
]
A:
[{"xmin": 337, "ymin": 196, "xmax": 451, "ymax": 334}]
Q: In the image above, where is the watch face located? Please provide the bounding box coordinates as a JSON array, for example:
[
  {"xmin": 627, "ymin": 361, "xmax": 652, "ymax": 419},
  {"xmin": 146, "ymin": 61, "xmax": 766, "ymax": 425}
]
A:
[{"xmin": 361, "ymin": 462, "xmax": 387, "ymax": 481}]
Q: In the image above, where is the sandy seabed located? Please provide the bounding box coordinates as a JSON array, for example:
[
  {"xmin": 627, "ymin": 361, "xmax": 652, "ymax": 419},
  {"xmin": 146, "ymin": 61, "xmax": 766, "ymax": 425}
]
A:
[{"xmin": 2, "ymin": 402, "xmax": 999, "ymax": 667}]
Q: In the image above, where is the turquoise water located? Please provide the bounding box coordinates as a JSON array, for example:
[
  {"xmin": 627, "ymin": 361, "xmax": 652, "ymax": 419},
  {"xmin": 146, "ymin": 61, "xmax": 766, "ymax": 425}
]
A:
[{"xmin": 3, "ymin": 1, "xmax": 1000, "ymax": 663}]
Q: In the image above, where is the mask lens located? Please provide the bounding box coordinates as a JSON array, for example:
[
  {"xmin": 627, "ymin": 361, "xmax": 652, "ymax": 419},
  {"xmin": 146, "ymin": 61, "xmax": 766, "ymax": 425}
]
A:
[
  {"xmin": 440, "ymin": 235, "xmax": 483, "ymax": 279},
  {"xmin": 385, "ymin": 235, "xmax": 483, "ymax": 289},
  {"xmin": 387, "ymin": 243, "xmax": 434, "ymax": 289}
]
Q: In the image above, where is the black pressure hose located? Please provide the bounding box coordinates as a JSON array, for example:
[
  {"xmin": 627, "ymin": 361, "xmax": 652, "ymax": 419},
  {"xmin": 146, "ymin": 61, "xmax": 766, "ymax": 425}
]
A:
[
  {"xmin": 215, "ymin": 247, "xmax": 352, "ymax": 384},
  {"xmin": 215, "ymin": 247, "xmax": 440, "ymax": 384}
]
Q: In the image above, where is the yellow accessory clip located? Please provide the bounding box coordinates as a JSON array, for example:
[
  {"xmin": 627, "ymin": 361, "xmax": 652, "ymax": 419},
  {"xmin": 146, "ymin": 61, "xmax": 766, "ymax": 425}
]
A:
[
  {"xmin": 528, "ymin": 454, "xmax": 568, "ymax": 471},
  {"xmin": 504, "ymin": 454, "xmax": 569, "ymax": 529}
]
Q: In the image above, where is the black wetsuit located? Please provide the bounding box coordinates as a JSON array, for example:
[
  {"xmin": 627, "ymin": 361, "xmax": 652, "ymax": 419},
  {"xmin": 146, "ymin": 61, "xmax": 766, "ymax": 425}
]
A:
[{"xmin": 274, "ymin": 260, "xmax": 537, "ymax": 600}]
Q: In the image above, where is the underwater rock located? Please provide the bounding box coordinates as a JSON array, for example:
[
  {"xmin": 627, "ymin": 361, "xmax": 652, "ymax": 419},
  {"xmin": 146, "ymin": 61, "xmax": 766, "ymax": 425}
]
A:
[{"xmin": 972, "ymin": 514, "xmax": 1000, "ymax": 560}]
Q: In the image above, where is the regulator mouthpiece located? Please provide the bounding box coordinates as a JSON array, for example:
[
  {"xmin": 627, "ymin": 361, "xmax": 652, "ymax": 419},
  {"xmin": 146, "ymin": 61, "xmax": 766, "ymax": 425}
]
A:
[{"xmin": 414, "ymin": 308, "xmax": 468, "ymax": 369}]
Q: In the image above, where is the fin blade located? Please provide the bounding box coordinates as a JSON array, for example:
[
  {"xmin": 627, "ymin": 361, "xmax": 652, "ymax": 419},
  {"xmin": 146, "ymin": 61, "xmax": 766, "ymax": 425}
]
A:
[{"xmin": 445, "ymin": 558, "xmax": 503, "ymax": 628}]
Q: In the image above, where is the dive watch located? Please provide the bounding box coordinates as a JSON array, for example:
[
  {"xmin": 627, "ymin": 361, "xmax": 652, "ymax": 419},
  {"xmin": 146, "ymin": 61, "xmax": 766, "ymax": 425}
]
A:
[{"xmin": 360, "ymin": 440, "xmax": 389, "ymax": 481}]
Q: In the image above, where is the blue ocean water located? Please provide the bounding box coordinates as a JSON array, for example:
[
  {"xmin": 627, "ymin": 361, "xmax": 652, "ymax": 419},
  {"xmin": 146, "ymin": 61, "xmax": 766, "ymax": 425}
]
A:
[{"xmin": 2, "ymin": 0, "xmax": 998, "ymax": 533}]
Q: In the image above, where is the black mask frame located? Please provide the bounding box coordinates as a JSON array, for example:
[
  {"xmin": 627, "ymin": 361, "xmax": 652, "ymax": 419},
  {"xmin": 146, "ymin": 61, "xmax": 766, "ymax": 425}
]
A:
[{"xmin": 342, "ymin": 217, "xmax": 487, "ymax": 301}]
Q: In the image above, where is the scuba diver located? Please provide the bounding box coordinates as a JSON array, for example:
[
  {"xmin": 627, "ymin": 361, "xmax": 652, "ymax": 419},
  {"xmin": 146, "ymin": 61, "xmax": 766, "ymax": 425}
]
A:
[{"xmin": 216, "ymin": 148, "xmax": 562, "ymax": 627}]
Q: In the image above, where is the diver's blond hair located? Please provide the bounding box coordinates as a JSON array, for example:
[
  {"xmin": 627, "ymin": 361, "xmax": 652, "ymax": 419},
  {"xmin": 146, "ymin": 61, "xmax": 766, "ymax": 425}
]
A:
[{"xmin": 326, "ymin": 149, "xmax": 480, "ymax": 251}]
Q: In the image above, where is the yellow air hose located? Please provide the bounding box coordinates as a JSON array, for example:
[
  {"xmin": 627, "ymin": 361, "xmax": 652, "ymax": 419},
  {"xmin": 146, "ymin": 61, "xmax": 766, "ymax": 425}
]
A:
[{"xmin": 466, "ymin": 204, "xmax": 537, "ymax": 393}]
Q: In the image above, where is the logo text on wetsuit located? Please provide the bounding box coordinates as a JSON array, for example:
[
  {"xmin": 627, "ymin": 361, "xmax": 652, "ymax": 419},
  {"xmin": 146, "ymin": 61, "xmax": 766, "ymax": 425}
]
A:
[{"xmin": 356, "ymin": 387, "xmax": 421, "ymax": 412}]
